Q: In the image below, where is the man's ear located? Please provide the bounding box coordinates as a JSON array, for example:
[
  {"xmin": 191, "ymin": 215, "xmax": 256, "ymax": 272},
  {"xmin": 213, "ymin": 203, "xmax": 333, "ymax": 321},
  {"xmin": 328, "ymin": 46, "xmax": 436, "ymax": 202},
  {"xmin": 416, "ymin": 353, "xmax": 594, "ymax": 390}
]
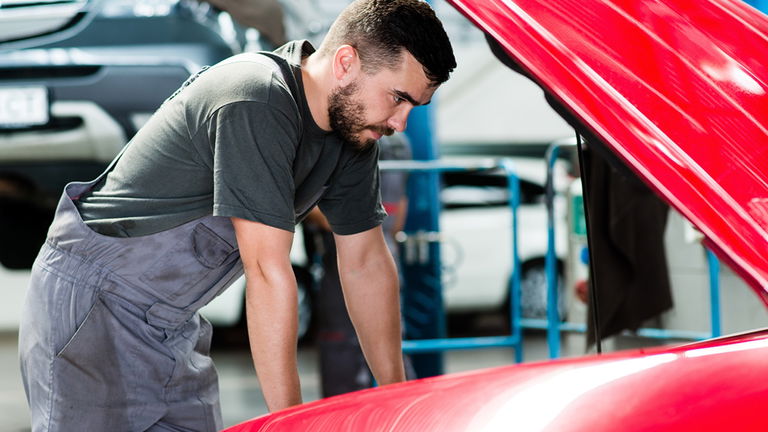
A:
[{"xmin": 332, "ymin": 45, "xmax": 360, "ymax": 84}]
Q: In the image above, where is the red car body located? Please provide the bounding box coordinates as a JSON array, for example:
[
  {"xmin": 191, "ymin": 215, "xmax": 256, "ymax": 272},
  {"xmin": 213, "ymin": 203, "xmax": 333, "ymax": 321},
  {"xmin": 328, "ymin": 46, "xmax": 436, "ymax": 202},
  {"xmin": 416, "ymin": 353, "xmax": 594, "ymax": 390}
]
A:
[
  {"xmin": 224, "ymin": 0, "xmax": 768, "ymax": 430},
  {"xmin": 228, "ymin": 330, "xmax": 768, "ymax": 431}
]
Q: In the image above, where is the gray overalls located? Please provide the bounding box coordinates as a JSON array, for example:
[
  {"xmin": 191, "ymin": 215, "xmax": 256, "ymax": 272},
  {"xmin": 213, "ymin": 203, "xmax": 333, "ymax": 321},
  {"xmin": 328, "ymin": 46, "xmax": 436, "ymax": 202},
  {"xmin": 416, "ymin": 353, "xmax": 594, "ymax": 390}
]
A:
[{"xmin": 19, "ymin": 154, "xmax": 244, "ymax": 431}]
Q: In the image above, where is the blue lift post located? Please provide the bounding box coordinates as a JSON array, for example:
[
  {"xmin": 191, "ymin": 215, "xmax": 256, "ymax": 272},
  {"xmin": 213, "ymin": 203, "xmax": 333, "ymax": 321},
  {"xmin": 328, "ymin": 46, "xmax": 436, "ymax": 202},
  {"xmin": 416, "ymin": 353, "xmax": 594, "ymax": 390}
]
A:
[
  {"xmin": 706, "ymin": 249, "xmax": 722, "ymax": 337},
  {"xmin": 382, "ymin": 158, "xmax": 524, "ymax": 364},
  {"xmin": 402, "ymin": 104, "xmax": 446, "ymax": 378},
  {"xmin": 538, "ymin": 139, "xmax": 723, "ymax": 359},
  {"xmin": 399, "ymin": 0, "xmax": 446, "ymax": 378},
  {"xmin": 543, "ymin": 142, "xmax": 569, "ymax": 359}
]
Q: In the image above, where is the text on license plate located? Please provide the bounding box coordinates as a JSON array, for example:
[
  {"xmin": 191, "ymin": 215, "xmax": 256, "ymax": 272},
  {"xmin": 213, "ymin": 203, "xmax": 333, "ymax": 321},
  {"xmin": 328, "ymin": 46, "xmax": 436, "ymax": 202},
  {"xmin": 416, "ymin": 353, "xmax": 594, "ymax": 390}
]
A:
[{"xmin": 0, "ymin": 86, "xmax": 49, "ymax": 128}]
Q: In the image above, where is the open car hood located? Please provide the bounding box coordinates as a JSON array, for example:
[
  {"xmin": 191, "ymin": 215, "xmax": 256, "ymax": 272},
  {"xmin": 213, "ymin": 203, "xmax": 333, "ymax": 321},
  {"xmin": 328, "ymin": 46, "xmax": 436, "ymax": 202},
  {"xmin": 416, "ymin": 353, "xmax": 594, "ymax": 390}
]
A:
[{"xmin": 451, "ymin": 0, "xmax": 768, "ymax": 303}]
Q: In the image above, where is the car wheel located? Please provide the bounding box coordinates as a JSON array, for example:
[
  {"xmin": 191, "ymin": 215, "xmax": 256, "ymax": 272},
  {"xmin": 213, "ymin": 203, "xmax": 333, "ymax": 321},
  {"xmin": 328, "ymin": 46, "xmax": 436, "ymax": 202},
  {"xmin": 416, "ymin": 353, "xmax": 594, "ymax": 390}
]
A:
[
  {"xmin": 213, "ymin": 265, "xmax": 315, "ymax": 349},
  {"xmin": 293, "ymin": 264, "xmax": 315, "ymax": 342},
  {"xmin": 512, "ymin": 259, "xmax": 566, "ymax": 321}
]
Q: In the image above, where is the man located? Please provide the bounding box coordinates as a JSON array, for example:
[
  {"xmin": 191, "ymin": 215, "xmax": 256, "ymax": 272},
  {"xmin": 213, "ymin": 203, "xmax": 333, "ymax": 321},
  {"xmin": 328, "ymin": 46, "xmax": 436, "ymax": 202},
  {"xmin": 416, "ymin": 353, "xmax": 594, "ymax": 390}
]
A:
[{"xmin": 18, "ymin": 0, "xmax": 456, "ymax": 430}]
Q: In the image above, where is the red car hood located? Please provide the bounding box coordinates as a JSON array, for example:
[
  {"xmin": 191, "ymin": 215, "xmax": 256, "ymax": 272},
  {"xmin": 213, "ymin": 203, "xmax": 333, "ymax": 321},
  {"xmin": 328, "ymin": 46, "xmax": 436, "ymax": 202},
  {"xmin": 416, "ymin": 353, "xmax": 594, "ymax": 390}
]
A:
[
  {"xmin": 452, "ymin": 0, "xmax": 768, "ymax": 303},
  {"xmin": 226, "ymin": 329, "xmax": 768, "ymax": 431}
]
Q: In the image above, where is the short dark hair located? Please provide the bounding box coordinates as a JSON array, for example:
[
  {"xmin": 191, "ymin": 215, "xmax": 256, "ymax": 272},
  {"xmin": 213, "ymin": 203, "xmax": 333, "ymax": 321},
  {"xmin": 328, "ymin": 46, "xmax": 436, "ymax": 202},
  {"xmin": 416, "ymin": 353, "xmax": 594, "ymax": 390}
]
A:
[{"xmin": 320, "ymin": 0, "xmax": 456, "ymax": 86}]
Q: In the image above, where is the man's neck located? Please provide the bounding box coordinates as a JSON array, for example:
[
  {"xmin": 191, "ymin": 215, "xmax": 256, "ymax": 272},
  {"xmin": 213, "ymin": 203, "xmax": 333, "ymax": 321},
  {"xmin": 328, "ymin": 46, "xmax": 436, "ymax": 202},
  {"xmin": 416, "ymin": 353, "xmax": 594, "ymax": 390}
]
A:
[{"xmin": 300, "ymin": 54, "xmax": 332, "ymax": 132}]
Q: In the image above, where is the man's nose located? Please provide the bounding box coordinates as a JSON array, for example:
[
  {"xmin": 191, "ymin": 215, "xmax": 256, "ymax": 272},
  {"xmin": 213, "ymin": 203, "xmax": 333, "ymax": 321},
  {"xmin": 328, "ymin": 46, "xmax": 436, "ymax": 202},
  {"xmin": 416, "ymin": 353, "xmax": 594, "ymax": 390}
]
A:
[{"xmin": 387, "ymin": 105, "xmax": 412, "ymax": 132}]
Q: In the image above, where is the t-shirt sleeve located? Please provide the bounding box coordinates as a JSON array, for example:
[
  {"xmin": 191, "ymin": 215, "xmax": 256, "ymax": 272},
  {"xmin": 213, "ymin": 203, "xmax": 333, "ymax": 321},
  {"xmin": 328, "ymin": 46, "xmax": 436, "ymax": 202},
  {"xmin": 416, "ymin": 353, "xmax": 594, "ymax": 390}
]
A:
[
  {"xmin": 318, "ymin": 143, "xmax": 386, "ymax": 235},
  {"xmin": 210, "ymin": 101, "xmax": 299, "ymax": 232}
]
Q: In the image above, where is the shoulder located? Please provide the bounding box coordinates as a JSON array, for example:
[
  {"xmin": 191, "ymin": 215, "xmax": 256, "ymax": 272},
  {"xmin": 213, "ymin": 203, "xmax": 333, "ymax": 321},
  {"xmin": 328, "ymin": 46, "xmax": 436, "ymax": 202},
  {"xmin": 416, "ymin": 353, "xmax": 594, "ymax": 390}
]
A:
[{"xmin": 190, "ymin": 53, "xmax": 299, "ymax": 120}]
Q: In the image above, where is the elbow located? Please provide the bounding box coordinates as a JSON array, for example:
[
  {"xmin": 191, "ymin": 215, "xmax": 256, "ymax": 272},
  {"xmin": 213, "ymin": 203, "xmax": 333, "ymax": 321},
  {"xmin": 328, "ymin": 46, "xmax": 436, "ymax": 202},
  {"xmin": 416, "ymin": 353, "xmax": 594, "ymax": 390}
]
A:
[{"xmin": 243, "ymin": 258, "xmax": 295, "ymax": 291}]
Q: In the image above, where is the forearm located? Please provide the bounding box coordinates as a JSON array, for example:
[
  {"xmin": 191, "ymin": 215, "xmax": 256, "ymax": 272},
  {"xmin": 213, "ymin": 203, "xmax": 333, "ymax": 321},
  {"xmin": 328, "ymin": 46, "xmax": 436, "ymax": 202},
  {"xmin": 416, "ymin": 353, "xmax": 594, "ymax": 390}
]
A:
[
  {"xmin": 244, "ymin": 263, "xmax": 302, "ymax": 412},
  {"xmin": 338, "ymin": 246, "xmax": 405, "ymax": 386}
]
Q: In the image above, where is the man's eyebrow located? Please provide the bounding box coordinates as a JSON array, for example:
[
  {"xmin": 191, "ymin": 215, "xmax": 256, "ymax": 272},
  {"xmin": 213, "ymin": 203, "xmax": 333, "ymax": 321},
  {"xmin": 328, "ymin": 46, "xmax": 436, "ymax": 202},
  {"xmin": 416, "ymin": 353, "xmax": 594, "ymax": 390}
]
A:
[{"xmin": 394, "ymin": 89, "xmax": 431, "ymax": 106}]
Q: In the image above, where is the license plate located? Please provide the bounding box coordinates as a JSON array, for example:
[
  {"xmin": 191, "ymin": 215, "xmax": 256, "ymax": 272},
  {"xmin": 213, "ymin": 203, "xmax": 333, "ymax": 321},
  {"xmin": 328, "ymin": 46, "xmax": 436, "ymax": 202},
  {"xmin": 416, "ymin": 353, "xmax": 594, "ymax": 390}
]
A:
[{"xmin": 0, "ymin": 86, "xmax": 49, "ymax": 128}]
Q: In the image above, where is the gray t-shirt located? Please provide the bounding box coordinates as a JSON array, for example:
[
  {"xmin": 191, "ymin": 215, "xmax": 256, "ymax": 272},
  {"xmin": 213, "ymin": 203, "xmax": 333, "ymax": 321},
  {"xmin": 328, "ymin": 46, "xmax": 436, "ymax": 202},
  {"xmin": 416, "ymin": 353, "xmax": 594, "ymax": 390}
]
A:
[{"xmin": 76, "ymin": 41, "xmax": 385, "ymax": 237}]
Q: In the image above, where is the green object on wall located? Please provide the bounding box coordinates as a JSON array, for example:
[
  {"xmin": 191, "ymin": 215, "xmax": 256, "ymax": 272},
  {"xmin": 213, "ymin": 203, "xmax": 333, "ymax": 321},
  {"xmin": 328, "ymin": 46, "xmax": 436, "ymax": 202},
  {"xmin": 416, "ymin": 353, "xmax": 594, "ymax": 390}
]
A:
[{"xmin": 571, "ymin": 194, "xmax": 587, "ymax": 237}]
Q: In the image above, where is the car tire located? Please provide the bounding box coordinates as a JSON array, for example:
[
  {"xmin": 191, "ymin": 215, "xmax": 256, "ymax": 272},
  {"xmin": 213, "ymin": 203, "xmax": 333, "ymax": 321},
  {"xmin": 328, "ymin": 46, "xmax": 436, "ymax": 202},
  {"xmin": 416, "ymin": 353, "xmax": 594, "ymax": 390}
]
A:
[
  {"xmin": 211, "ymin": 264, "xmax": 315, "ymax": 349},
  {"xmin": 293, "ymin": 264, "xmax": 315, "ymax": 343},
  {"xmin": 506, "ymin": 259, "xmax": 566, "ymax": 321}
]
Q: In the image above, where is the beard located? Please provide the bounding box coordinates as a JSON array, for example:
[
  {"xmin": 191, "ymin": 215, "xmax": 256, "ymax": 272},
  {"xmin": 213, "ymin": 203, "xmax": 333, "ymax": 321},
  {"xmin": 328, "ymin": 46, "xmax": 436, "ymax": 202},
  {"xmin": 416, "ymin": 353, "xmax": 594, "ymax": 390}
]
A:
[{"xmin": 328, "ymin": 81, "xmax": 394, "ymax": 151}]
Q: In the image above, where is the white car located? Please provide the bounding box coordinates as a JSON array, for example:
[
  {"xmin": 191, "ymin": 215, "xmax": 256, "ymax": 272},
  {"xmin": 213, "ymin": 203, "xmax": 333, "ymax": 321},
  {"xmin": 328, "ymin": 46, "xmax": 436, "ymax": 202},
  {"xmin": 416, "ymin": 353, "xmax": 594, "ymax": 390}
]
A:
[{"xmin": 439, "ymin": 156, "xmax": 571, "ymax": 320}]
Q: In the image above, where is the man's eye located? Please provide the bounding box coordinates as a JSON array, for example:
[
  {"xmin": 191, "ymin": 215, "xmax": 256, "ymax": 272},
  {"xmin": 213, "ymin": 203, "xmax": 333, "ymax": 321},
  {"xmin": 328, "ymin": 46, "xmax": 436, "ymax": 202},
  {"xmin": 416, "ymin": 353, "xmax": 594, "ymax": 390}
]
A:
[{"xmin": 393, "ymin": 95, "xmax": 405, "ymax": 104}]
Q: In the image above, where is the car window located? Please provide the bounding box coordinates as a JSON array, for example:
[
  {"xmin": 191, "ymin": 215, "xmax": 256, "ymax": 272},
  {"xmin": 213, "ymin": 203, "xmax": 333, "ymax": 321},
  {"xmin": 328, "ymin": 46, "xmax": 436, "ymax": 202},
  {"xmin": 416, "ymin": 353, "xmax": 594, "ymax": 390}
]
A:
[{"xmin": 441, "ymin": 171, "xmax": 544, "ymax": 209}]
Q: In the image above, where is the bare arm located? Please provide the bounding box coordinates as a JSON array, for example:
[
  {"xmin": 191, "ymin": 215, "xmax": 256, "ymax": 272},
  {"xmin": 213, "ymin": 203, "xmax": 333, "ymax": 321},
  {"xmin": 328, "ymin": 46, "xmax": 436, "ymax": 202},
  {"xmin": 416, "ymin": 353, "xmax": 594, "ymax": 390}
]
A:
[
  {"xmin": 334, "ymin": 226, "xmax": 405, "ymax": 386},
  {"xmin": 231, "ymin": 217, "xmax": 301, "ymax": 412}
]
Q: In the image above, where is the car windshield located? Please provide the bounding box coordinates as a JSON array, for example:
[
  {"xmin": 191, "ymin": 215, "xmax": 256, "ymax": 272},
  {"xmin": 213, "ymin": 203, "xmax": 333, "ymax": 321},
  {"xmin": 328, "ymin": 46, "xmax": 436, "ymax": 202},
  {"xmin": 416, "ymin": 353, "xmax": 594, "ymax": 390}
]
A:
[{"xmin": 441, "ymin": 171, "xmax": 545, "ymax": 208}]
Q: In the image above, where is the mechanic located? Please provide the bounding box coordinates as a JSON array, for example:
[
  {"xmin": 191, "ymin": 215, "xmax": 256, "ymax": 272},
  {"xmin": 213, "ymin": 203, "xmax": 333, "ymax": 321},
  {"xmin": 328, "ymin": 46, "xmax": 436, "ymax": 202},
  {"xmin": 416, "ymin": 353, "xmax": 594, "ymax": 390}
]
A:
[{"xmin": 18, "ymin": 0, "xmax": 456, "ymax": 430}]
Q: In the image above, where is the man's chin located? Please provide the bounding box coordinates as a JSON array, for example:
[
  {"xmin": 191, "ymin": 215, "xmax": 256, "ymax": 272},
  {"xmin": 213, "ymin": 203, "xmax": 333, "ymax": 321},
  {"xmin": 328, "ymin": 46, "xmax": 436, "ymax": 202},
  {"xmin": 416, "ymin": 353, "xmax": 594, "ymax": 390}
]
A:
[
  {"xmin": 350, "ymin": 137, "xmax": 377, "ymax": 151},
  {"xmin": 349, "ymin": 131, "xmax": 378, "ymax": 150},
  {"xmin": 337, "ymin": 133, "xmax": 375, "ymax": 151}
]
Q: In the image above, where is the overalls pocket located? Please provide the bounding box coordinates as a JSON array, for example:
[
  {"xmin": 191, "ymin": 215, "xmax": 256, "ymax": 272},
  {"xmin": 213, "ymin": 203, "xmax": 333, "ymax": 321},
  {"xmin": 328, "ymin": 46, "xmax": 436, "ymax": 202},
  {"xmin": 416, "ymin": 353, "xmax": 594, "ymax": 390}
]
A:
[
  {"xmin": 52, "ymin": 294, "xmax": 174, "ymax": 424},
  {"xmin": 54, "ymin": 297, "xmax": 141, "ymax": 409},
  {"xmin": 139, "ymin": 222, "xmax": 238, "ymax": 304}
]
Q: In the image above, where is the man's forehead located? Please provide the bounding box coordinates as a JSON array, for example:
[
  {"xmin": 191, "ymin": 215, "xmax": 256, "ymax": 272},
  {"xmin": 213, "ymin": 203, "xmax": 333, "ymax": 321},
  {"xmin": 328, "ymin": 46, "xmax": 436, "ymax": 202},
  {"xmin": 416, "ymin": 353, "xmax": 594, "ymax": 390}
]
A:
[{"xmin": 391, "ymin": 51, "xmax": 436, "ymax": 104}]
